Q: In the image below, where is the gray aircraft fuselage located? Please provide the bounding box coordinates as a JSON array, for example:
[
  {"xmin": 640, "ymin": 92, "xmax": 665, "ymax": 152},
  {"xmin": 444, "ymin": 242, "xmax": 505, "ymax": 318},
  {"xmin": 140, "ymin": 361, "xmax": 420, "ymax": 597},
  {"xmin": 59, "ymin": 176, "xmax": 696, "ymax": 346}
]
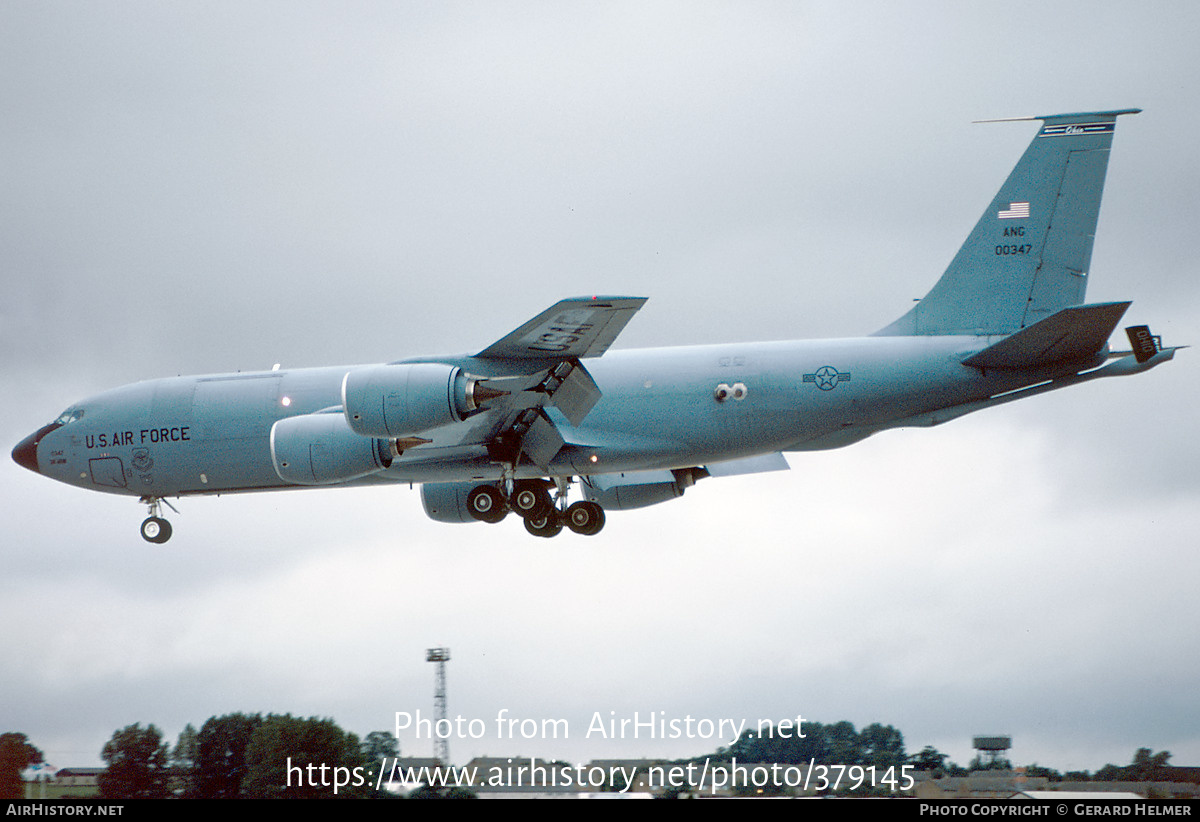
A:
[
  {"xmin": 12, "ymin": 108, "xmax": 1177, "ymax": 540},
  {"xmin": 13, "ymin": 333, "xmax": 1135, "ymax": 497}
]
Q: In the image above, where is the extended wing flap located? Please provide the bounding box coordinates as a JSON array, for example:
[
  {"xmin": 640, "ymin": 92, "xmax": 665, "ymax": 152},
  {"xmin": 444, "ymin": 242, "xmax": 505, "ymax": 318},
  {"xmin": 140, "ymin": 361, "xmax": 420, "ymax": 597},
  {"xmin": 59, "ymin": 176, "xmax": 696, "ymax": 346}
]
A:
[
  {"xmin": 520, "ymin": 413, "xmax": 566, "ymax": 469},
  {"xmin": 476, "ymin": 296, "xmax": 647, "ymax": 361},
  {"xmin": 549, "ymin": 363, "xmax": 601, "ymax": 426},
  {"xmin": 962, "ymin": 301, "xmax": 1131, "ymax": 369}
]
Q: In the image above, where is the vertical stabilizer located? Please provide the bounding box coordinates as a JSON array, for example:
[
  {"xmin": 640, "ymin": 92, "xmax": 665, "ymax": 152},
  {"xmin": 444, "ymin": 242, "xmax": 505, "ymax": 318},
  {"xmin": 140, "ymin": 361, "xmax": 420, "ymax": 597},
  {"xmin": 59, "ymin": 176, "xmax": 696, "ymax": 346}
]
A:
[{"xmin": 877, "ymin": 109, "xmax": 1140, "ymax": 336}]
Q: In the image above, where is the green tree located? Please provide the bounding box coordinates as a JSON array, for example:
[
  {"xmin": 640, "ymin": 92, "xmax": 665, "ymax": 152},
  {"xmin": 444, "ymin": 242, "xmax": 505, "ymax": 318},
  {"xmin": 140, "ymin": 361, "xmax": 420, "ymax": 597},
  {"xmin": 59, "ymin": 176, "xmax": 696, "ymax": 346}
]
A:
[
  {"xmin": 1096, "ymin": 748, "xmax": 1173, "ymax": 782},
  {"xmin": 408, "ymin": 782, "xmax": 476, "ymax": 799},
  {"xmin": 172, "ymin": 723, "xmax": 199, "ymax": 768},
  {"xmin": 968, "ymin": 754, "xmax": 1013, "ymax": 771},
  {"xmin": 909, "ymin": 745, "xmax": 949, "ymax": 773},
  {"xmin": 0, "ymin": 733, "xmax": 44, "ymax": 800},
  {"xmin": 823, "ymin": 721, "xmax": 861, "ymax": 766},
  {"xmin": 360, "ymin": 731, "xmax": 399, "ymax": 766},
  {"xmin": 359, "ymin": 731, "xmax": 403, "ymax": 798},
  {"xmin": 170, "ymin": 723, "xmax": 199, "ymax": 796},
  {"xmin": 729, "ymin": 720, "xmax": 828, "ymax": 764},
  {"xmin": 98, "ymin": 724, "xmax": 170, "ymax": 799},
  {"xmin": 1128, "ymin": 748, "xmax": 1171, "ymax": 781},
  {"xmin": 858, "ymin": 723, "xmax": 906, "ymax": 767},
  {"xmin": 191, "ymin": 713, "xmax": 264, "ymax": 798},
  {"xmin": 241, "ymin": 714, "xmax": 368, "ymax": 799},
  {"xmin": 1024, "ymin": 763, "xmax": 1062, "ymax": 781}
]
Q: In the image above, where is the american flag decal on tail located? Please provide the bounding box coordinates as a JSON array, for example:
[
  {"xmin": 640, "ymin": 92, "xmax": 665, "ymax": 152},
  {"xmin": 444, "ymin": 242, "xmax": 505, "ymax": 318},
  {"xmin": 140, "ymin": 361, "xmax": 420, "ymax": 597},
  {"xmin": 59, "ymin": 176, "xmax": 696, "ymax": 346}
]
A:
[{"xmin": 998, "ymin": 201, "xmax": 1030, "ymax": 219}]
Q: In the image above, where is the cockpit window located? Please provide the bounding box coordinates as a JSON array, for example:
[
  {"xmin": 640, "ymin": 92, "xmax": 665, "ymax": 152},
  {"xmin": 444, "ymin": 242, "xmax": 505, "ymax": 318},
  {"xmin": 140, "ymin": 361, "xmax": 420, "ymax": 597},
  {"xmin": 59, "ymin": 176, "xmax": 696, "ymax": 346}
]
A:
[{"xmin": 54, "ymin": 407, "xmax": 85, "ymax": 425}]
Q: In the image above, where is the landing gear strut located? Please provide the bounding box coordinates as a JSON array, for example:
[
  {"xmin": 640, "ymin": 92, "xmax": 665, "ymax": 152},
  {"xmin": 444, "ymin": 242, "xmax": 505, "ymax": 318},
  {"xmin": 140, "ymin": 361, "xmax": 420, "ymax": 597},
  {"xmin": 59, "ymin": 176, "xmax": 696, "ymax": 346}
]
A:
[{"xmin": 139, "ymin": 497, "xmax": 176, "ymax": 544}]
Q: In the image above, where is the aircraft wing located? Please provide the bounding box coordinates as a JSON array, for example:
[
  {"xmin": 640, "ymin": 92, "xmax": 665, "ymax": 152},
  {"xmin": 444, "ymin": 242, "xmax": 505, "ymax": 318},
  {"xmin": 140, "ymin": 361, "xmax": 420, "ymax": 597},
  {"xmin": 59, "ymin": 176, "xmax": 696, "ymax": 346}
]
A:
[
  {"xmin": 475, "ymin": 296, "xmax": 647, "ymax": 360},
  {"xmin": 443, "ymin": 362, "xmax": 590, "ymax": 467},
  {"xmin": 397, "ymin": 297, "xmax": 646, "ymax": 469}
]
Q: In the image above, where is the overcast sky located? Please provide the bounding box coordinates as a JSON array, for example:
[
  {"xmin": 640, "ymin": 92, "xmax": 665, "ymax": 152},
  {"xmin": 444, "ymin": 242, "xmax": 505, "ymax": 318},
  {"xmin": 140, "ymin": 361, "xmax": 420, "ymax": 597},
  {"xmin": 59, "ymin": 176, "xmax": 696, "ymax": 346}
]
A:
[{"xmin": 3, "ymin": 1, "xmax": 1198, "ymax": 777}]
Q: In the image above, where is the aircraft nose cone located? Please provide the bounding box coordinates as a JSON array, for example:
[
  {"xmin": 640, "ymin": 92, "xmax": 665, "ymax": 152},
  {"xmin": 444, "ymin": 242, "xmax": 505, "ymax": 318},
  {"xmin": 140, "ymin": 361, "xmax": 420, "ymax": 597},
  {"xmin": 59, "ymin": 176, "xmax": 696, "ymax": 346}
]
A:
[
  {"xmin": 12, "ymin": 431, "xmax": 41, "ymax": 473},
  {"xmin": 12, "ymin": 423, "xmax": 60, "ymax": 475}
]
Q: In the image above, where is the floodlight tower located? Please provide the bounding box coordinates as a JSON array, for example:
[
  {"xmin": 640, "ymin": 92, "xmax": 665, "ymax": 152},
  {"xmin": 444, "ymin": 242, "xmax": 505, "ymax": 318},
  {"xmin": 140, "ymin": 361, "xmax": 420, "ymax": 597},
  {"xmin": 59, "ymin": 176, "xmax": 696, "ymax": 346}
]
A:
[{"xmin": 426, "ymin": 647, "xmax": 451, "ymax": 764}]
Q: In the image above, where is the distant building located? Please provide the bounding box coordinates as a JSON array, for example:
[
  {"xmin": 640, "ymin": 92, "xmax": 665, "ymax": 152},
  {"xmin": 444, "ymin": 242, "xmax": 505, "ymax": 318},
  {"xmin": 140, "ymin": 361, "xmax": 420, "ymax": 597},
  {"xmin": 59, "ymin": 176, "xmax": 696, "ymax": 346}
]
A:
[
  {"xmin": 915, "ymin": 768, "xmax": 1200, "ymax": 800},
  {"xmin": 53, "ymin": 767, "xmax": 104, "ymax": 788},
  {"xmin": 21, "ymin": 767, "xmax": 102, "ymax": 800}
]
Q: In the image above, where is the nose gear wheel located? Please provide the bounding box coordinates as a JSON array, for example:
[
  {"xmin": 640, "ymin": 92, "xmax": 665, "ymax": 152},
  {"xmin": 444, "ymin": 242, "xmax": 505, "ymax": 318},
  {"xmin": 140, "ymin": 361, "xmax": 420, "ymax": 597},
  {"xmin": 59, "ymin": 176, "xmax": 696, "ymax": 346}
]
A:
[{"xmin": 138, "ymin": 496, "xmax": 177, "ymax": 544}]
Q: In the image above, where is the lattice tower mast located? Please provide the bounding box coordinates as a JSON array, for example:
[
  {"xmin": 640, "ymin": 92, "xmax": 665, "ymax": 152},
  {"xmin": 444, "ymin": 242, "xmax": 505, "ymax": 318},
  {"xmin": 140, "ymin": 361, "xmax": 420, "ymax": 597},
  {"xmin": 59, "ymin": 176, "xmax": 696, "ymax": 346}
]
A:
[{"xmin": 426, "ymin": 647, "xmax": 451, "ymax": 764}]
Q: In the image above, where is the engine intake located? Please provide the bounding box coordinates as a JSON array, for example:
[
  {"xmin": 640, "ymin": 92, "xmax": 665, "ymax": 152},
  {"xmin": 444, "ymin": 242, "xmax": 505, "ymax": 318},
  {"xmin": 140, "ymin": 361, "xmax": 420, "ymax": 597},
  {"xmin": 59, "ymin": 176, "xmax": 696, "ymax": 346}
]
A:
[
  {"xmin": 342, "ymin": 363, "xmax": 496, "ymax": 438},
  {"xmin": 271, "ymin": 412, "xmax": 394, "ymax": 486}
]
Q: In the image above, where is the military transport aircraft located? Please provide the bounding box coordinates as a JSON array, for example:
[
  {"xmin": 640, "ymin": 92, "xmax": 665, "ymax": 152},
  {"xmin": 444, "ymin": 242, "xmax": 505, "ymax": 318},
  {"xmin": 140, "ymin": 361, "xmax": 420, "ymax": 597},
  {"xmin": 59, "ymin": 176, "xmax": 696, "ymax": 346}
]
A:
[{"xmin": 13, "ymin": 109, "xmax": 1177, "ymax": 542}]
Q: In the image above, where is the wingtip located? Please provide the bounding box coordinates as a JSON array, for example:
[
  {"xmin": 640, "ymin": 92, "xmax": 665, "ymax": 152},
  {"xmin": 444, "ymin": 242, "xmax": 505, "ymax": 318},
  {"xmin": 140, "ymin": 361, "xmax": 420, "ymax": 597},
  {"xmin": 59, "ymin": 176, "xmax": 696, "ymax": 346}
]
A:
[{"xmin": 568, "ymin": 295, "xmax": 648, "ymax": 303}]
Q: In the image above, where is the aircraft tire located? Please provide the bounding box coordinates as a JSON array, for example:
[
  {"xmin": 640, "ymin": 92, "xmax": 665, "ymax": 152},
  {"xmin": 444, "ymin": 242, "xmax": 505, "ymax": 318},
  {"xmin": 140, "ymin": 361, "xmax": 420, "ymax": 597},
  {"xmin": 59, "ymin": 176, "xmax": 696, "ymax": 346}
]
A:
[
  {"xmin": 140, "ymin": 516, "xmax": 172, "ymax": 544},
  {"xmin": 511, "ymin": 480, "xmax": 552, "ymax": 520},
  {"xmin": 523, "ymin": 510, "xmax": 563, "ymax": 538},
  {"xmin": 565, "ymin": 501, "xmax": 605, "ymax": 536},
  {"xmin": 467, "ymin": 485, "xmax": 508, "ymax": 524}
]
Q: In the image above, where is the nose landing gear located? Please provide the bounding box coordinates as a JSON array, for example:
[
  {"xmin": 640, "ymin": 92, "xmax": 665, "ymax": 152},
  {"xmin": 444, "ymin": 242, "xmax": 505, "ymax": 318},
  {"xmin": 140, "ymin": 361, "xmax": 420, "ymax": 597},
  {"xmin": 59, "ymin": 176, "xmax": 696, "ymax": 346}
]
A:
[
  {"xmin": 140, "ymin": 516, "xmax": 172, "ymax": 544},
  {"xmin": 138, "ymin": 496, "xmax": 177, "ymax": 544}
]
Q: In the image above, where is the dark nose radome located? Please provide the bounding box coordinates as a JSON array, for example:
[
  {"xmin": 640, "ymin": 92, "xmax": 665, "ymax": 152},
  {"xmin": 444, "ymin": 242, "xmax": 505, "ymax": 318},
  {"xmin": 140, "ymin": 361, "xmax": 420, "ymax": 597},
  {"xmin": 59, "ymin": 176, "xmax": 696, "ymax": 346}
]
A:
[
  {"xmin": 12, "ymin": 423, "xmax": 60, "ymax": 474},
  {"xmin": 12, "ymin": 432, "xmax": 40, "ymax": 473}
]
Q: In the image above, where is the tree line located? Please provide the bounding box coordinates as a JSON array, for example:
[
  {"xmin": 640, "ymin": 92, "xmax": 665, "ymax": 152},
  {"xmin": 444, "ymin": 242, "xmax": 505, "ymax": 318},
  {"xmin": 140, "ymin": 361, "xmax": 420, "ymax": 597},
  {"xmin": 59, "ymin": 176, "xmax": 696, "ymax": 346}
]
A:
[
  {"xmin": 3, "ymin": 716, "xmax": 400, "ymax": 800},
  {"xmin": 113, "ymin": 713, "xmax": 409, "ymax": 799},
  {"xmin": 0, "ymin": 720, "xmax": 1180, "ymax": 799}
]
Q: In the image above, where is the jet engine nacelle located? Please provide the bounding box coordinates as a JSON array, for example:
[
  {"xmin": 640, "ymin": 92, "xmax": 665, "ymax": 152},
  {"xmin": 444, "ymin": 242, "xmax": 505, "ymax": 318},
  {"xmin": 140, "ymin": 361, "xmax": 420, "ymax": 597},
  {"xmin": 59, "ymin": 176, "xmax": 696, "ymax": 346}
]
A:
[
  {"xmin": 271, "ymin": 412, "xmax": 394, "ymax": 486},
  {"xmin": 342, "ymin": 363, "xmax": 486, "ymax": 438},
  {"xmin": 420, "ymin": 481, "xmax": 479, "ymax": 523}
]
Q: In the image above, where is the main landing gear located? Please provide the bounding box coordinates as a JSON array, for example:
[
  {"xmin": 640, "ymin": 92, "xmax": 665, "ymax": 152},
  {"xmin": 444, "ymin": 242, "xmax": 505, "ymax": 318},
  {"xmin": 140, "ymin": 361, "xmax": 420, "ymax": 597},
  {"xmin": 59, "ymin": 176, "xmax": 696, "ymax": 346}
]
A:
[
  {"xmin": 466, "ymin": 478, "xmax": 606, "ymax": 538},
  {"xmin": 138, "ymin": 496, "xmax": 176, "ymax": 544}
]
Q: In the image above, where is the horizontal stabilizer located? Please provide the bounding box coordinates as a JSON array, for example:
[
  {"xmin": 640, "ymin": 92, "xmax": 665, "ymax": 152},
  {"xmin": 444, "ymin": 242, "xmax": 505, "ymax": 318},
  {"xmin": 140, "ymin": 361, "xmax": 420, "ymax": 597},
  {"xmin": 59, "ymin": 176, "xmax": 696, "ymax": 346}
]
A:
[{"xmin": 962, "ymin": 302, "xmax": 1130, "ymax": 369}]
